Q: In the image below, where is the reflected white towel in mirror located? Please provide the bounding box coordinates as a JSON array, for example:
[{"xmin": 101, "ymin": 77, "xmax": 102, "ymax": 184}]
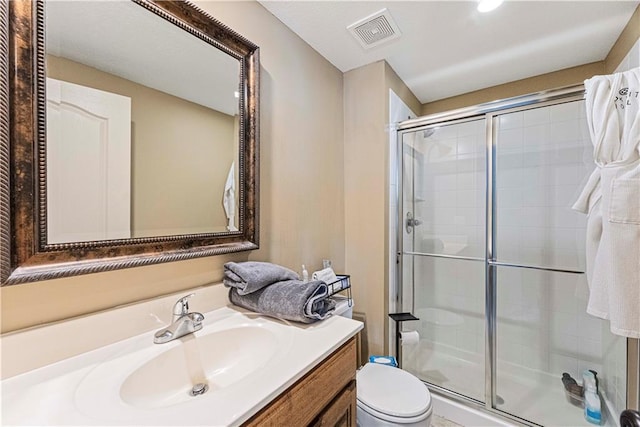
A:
[{"xmin": 223, "ymin": 162, "xmax": 238, "ymax": 231}]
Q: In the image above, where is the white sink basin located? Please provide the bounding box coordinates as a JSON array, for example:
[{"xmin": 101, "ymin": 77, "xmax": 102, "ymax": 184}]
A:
[
  {"xmin": 73, "ymin": 310, "xmax": 294, "ymax": 423},
  {"xmin": 1, "ymin": 305, "xmax": 363, "ymax": 426},
  {"xmin": 120, "ymin": 326, "xmax": 281, "ymax": 409}
]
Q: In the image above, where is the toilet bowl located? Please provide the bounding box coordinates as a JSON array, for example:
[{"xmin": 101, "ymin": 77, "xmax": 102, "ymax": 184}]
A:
[
  {"xmin": 356, "ymin": 363, "xmax": 432, "ymax": 426},
  {"xmin": 331, "ymin": 296, "xmax": 431, "ymax": 426}
]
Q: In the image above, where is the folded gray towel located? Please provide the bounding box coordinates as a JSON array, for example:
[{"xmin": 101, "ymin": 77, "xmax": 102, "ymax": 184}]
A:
[
  {"xmin": 229, "ymin": 279, "xmax": 336, "ymax": 323},
  {"xmin": 223, "ymin": 261, "xmax": 299, "ymax": 295}
]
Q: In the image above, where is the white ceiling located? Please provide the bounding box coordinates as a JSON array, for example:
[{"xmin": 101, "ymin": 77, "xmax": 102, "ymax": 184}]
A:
[{"xmin": 259, "ymin": 0, "xmax": 639, "ymax": 104}]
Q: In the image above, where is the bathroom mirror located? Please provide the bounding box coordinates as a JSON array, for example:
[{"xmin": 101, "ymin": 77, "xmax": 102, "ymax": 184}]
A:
[{"xmin": 0, "ymin": 0, "xmax": 260, "ymax": 285}]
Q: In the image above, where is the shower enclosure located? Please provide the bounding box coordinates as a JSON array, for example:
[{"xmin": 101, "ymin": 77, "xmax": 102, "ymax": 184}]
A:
[{"xmin": 396, "ymin": 86, "xmax": 636, "ymax": 426}]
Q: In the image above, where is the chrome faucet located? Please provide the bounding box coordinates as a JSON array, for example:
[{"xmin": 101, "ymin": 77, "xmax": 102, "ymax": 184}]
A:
[{"xmin": 154, "ymin": 294, "xmax": 204, "ymax": 344}]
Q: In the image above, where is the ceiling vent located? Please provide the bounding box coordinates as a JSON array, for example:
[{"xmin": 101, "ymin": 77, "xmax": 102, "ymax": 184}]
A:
[{"xmin": 347, "ymin": 8, "xmax": 401, "ymax": 50}]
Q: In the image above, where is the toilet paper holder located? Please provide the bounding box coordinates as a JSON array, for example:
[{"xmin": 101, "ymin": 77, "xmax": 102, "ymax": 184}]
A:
[{"xmin": 388, "ymin": 312, "xmax": 419, "ymax": 368}]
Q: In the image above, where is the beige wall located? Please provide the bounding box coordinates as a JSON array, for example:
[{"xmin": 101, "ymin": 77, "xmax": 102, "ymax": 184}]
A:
[
  {"xmin": 1, "ymin": 1, "xmax": 345, "ymax": 333},
  {"xmin": 384, "ymin": 63, "xmax": 421, "ymax": 116},
  {"xmin": 344, "ymin": 61, "xmax": 420, "ymax": 356},
  {"xmin": 421, "ymin": 62, "xmax": 605, "ymax": 116},
  {"xmin": 605, "ymin": 3, "xmax": 640, "ymax": 74},
  {"xmin": 47, "ymin": 55, "xmax": 235, "ymax": 236},
  {"xmin": 344, "ymin": 62, "xmax": 387, "ymax": 357}
]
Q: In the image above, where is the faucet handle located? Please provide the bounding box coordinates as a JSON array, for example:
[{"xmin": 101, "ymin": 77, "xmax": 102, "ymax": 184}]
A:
[{"xmin": 173, "ymin": 293, "xmax": 195, "ymax": 319}]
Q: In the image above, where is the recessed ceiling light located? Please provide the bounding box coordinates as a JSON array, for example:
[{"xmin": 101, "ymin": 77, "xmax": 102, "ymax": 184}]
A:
[{"xmin": 477, "ymin": 0, "xmax": 504, "ymax": 13}]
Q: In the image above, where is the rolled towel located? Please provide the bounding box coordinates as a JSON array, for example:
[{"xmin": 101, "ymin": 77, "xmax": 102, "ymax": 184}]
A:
[
  {"xmin": 229, "ymin": 279, "xmax": 336, "ymax": 323},
  {"xmin": 223, "ymin": 261, "xmax": 299, "ymax": 295},
  {"xmin": 311, "ymin": 267, "xmax": 338, "ymax": 285}
]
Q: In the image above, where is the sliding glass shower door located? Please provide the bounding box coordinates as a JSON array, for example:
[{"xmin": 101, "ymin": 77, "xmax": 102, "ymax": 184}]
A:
[
  {"xmin": 398, "ymin": 91, "xmax": 628, "ymax": 426},
  {"xmin": 491, "ymin": 100, "xmax": 611, "ymax": 426},
  {"xmin": 400, "ymin": 117, "xmax": 487, "ymax": 403}
]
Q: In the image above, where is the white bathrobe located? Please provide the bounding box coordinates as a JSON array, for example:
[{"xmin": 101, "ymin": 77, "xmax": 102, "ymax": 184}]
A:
[{"xmin": 573, "ymin": 67, "xmax": 640, "ymax": 338}]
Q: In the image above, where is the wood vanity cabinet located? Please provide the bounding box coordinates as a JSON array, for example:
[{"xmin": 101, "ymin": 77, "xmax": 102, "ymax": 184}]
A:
[{"xmin": 243, "ymin": 336, "xmax": 358, "ymax": 427}]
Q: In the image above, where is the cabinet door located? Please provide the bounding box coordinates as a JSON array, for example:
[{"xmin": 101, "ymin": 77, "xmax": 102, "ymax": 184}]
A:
[
  {"xmin": 311, "ymin": 380, "xmax": 356, "ymax": 427},
  {"xmin": 243, "ymin": 339, "xmax": 357, "ymax": 427}
]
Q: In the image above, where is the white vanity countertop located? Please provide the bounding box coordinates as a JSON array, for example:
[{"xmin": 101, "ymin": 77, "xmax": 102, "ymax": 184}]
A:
[{"xmin": 1, "ymin": 306, "xmax": 363, "ymax": 426}]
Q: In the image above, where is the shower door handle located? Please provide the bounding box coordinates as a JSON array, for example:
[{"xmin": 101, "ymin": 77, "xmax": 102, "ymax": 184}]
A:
[{"xmin": 405, "ymin": 212, "xmax": 422, "ymax": 233}]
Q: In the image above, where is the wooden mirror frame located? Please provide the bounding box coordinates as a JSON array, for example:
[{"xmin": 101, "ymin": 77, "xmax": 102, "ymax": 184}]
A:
[{"xmin": 0, "ymin": 0, "xmax": 259, "ymax": 285}]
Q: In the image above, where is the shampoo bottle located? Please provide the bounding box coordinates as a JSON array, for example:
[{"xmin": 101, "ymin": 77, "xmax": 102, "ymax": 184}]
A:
[{"xmin": 583, "ymin": 370, "xmax": 601, "ymax": 425}]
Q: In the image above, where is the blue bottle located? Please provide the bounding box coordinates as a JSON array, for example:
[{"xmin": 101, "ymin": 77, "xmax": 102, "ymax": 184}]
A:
[{"xmin": 583, "ymin": 370, "xmax": 601, "ymax": 425}]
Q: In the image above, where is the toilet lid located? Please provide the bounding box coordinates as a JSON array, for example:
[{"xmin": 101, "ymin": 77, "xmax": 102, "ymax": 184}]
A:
[{"xmin": 356, "ymin": 363, "xmax": 431, "ymax": 418}]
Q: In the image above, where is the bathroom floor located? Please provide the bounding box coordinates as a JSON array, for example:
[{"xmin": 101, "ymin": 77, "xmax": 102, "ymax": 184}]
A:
[{"xmin": 432, "ymin": 414, "xmax": 464, "ymax": 427}]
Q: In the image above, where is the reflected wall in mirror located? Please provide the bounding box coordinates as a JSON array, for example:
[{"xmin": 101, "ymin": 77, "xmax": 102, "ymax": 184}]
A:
[{"xmin": 1, "ymin": 0, "xmax": 260, "ymax": 285}]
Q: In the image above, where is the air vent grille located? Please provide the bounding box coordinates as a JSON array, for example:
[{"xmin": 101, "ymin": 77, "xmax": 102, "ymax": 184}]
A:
[{"xmin": 347, "ymin": 9, "xmax": 401, "ymax": 50}]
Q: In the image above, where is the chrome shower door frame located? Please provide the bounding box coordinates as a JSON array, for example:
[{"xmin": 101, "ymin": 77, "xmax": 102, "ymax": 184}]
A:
[{"xmin": 396, "ymin": 84, "xmax": 640, "ymax": 425}]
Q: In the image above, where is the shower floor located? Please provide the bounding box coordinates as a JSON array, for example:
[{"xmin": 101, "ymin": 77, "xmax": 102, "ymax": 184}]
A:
[{"xmin": 404, "ymin": 341, "xmax": 605, "ymax": 426}]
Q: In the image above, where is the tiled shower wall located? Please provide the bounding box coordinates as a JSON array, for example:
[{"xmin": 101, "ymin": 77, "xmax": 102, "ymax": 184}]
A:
[
  {"xmin": 402, "ymin": 97, "xmax": 628, "ymax": 417},
  {"xmin": 410, "ymin": 118, "xmax": 486, "ymax": 364},
  {"xmin": 393, "ymin": 42, "xmax": 638, "ymax": 413},
  {"xmin": 493, "ymin": 100, "xmax": 600, "ymax": 377}
]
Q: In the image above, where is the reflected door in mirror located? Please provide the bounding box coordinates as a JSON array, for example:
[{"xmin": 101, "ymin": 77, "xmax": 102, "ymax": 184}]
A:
[{"xmin": 46, "ymin": 78, "xmax": 132, "ymax": 244}]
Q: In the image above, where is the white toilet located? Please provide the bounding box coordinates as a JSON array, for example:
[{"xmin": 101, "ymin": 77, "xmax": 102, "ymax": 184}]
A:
[
  {"xmin": 333, "ymin": 297, "xmax": 432, "ymax": 426},
  {"xmin": 356, "ymin": 363, "xmax": 432, "ymax": 426}
]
